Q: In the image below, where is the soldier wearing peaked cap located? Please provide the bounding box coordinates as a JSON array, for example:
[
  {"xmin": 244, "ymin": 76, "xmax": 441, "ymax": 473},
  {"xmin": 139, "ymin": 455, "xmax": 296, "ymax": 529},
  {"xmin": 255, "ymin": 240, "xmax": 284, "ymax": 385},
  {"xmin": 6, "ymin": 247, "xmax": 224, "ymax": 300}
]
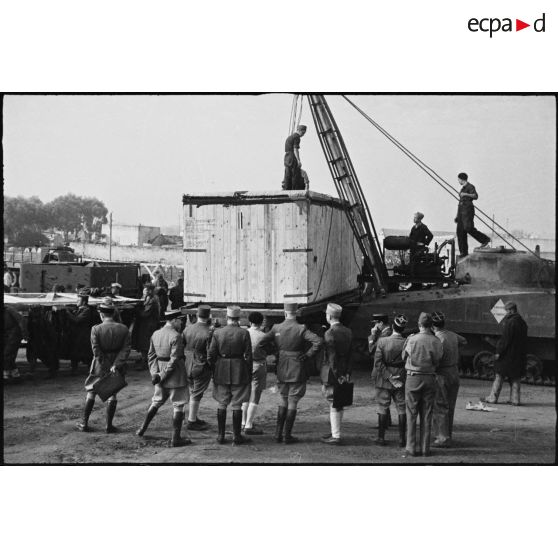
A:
[
  {"xmin": 207, "ymin": 306, "xmax": 253, "ymax": 445},
  {"xmin": 77, "ymin": 298, "xmax": 131, "ymax": 433},
  {"xmin": 136, "ymin": 309, "xmax": 190, "ymax": 447},
  {"xmin": 64, "ymin": 289, "xmax": 95, "ymax": 375},
  {"xmin": 431, "ymin": 310, "xmax": 466, "ymax": 448},
  {"xmin": 257, "ymin": 302, "xmax": 323, "ymax": 444},
  {"xmin": 182, "ymin": 304, "xmax": 214, "ymax": 430},
  {"xmin": 373, "ymin": 314, "xmax": 408, "ymax": 447},
  {"xmin": 369, "ymin": 313, "xmax": 394, "ymax": 426},
  {"xmin": 320, "ymin": 303, "xmax": 353, "ymax": 445}
]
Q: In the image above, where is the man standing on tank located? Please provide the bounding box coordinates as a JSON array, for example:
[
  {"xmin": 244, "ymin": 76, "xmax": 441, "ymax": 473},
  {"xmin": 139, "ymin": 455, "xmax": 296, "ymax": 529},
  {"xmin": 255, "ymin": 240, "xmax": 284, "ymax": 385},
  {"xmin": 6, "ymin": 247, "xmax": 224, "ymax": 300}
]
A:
[
  {"xmin": 282, "ymin": 124, "xmax": 307, "ymax": 191},
  {"xmin": 483, "ymin": 302, "xmax": 528, "ymax": 406},
  {"xmin": 455, "ymin": 172, "xmax": 490, "ymax": 257}
]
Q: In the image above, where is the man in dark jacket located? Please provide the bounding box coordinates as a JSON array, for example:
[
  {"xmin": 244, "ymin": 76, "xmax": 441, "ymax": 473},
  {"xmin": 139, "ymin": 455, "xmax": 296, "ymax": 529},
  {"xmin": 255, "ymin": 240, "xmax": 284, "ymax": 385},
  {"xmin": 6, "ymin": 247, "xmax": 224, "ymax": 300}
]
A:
[
  {"xmin": 455, "ymin": 172, "xmax": 490, "ymax": 257},
  {"xmin": 257, "ymin": 302, "xmax": 323, "ymax": 444},
  {"xmin": 169, "ymin": 277, "xmax": 184, "ymax": 310},
  {"xmin": 182, "ymin": 304, "xmax": 214, "ymax": 430},
  {"xmin": 282, "ymin": 124, "xmax": 307, "ymax": 190},
  {"xmin": 409, "ymin": 212, "xmax": 433, "ymax": 256},
  {"xmin": 484, "ymin": 301, "xmax": 528, "ymax": 406},
  {"xmin": 133, "ymin": 283, "xmax": 161, "ymax": 369},
  {"xmin": 78, "ymin": 298, "xmax": 131, "ymax": 433},
  {"xmin": 208, "ymin": 306, "xmax": 253, "ymax": 445},
  {"xmin": 320, "ymin": 303, "xmax": 353, "ymax": 445},
  {"xmin": 137, "ymin": 310, "xmax": 190, "ymax": 447},
  {"xmin": 64, "ymin": 290, "xmax": 94, "ymax": 374}
]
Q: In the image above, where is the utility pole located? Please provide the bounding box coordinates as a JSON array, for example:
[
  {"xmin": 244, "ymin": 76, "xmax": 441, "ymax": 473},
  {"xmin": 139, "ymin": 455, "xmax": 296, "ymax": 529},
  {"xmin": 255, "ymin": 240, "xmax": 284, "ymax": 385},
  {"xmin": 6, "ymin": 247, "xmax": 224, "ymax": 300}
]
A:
[{"xmin": 109, "ymin": 212, "xmax": 113, "ymax": 262}]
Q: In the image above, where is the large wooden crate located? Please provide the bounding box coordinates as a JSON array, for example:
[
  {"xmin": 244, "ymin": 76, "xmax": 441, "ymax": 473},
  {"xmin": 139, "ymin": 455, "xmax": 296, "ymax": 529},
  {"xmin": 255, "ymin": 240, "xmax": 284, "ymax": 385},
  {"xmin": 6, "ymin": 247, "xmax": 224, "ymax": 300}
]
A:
[{"xmin": 182, "ymin": 190, "xmax": 360, "ymax": 306}]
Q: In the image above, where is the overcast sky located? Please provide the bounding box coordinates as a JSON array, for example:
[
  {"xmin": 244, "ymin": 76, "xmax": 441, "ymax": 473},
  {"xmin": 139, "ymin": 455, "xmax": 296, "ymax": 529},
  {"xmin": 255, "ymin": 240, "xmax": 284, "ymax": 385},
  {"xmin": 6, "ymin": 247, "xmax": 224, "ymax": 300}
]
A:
[{"xmin": 3, "ymin": 94, "xmax": 556, "ymax": 237}]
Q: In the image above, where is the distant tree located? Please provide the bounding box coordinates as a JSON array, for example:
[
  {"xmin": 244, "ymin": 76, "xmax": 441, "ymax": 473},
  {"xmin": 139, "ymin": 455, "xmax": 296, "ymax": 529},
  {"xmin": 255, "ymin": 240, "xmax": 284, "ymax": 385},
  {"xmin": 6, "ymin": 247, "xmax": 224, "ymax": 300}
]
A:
[
  {"xmin": 3, "ymin": 196, "xmax": 52, "ymax": 245},
  {"xmin": 46, "ymin": 194, "xmax": 108, "ymax": 241},
  {"xmin": 13, "ymin": 230, "xmax": 49, "ymax": 247}
]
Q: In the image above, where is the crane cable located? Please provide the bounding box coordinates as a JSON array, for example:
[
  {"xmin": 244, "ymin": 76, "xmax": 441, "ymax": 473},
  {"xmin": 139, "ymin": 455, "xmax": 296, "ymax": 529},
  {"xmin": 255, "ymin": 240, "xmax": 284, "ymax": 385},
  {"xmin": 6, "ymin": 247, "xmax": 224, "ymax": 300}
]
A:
[
  {"xmin": 289, "ymin": 94, "xmax": 304, "ymax": 136},
  {"xmin": 341, "ymin": 95, "xmax": 540, "ymax": 259}
]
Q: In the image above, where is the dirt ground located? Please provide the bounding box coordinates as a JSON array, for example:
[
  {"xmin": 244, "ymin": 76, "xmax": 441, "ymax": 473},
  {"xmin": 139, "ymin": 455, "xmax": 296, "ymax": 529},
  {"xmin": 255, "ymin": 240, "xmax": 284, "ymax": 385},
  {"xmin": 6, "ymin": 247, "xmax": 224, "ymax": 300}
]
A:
[{"xmin": 3, "ymin": 350, "xmax": 556, "ymax": 464}]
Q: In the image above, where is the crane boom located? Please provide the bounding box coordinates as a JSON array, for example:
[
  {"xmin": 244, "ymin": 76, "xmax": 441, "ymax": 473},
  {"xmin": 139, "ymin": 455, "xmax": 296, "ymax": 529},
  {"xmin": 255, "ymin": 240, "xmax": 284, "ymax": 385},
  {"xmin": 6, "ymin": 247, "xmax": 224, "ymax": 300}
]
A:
[{"xmin": 306, "ymin": 94, "xmax": 388, "ymax": 293}]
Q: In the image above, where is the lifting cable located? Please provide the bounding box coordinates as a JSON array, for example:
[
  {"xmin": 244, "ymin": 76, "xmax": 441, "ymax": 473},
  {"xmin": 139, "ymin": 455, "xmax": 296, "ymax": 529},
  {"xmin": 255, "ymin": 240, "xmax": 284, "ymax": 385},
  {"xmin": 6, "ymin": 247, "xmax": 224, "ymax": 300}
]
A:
[
  {"xmin": 288, "ymin": 94, "xmax": 304, "ymax": 136},
  {"xmin": 342, "ymin": 95, "xmax": 540, "ymax": 259}
]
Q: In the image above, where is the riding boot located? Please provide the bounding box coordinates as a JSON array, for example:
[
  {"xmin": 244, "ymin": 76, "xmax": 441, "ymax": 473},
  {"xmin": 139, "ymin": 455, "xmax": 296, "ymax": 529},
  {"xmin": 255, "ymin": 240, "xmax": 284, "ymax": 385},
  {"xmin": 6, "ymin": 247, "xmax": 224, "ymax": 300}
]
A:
[
  {"xmin": 375, "ymin": 414, "xmax": 387, "ymax": 445},
  {"xmin": 485, "ymin": 373, "xmax": 503, "ymax": 403},
  {"xmin": 232, "ymin": 409, "xmax": 252, "ymax": 445},
  {"xmin": 136, "ymin": 406, "xmax": 158, "ymax": 436},
  {"xmin": 106, "ymin": 400, "xmax": 118, "ymax": 433},
  {"xmin": 77, "ymin": 397, "xmax": 95, "ymax": 432},
  {"xmin": 284, "ymin": 409, "xmax": 299, "ymax": 444},
  {"xmin": 171, "ymin": 411, "xmax": 190, "ymax": 447},
  {"xmin": 398, "ymin": 414, "xmax": 407, "ymax": 447},
  {"xmin": 274, "ymin": 406, "xmax": 288, "ymax": 443},
  {"xmin": 386, "ymin": 408, "xmax": 392, "ymax": 429},
  {"xmin": 216, "ymin": 408, "xmax": 227, "ymax": 444}
]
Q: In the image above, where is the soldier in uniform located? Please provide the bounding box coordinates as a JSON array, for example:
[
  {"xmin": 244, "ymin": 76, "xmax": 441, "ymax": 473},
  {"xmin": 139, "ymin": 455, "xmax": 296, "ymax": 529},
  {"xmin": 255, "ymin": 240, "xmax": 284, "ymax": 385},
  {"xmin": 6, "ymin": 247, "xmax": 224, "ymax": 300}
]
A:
[
  {"xmin": 183, "ymin": 304, "xmax": 214, "ymax": 431},
  {"xmin": 133, "ymin": 283, "xmax": 161, "ymax": 369},
  {"xmin": 77, "ymin": 298, "xmax": 131, "ymax": 433},
  {"xmin": 168, "ymin": 277, "xmax": 184, "ymax": 310},
  {"xmin": 257, "ymin": 302, "xmax": 322, "ymax": 444},
  {"xmin": 208, "ymin": 306, "xmax": 253, "ymax": 445},
  {"xmin": 320, "ymin": 303, "xmax": 353, "ymax": 446},
  {"xmin": 369, "ymin": 313, "xmax": 393, "ymax": 427},
  {"xmin": 136, "ymin": 310, "xmax": 190, "ymax": 447},
  {"xmin": 402, "ymin": 312, "xmax": 443, "ymax": 457},
  {"xmin": 373, "ymin": 314, "xmax": 408, "ymax": 447},
  {"xmin": 431, "ymin": 311, "xmax": 466, "ymax": 448},
  {"xmin": 63, "ymin": 289, "xmax": 94, "ymax": 374},
  {"xmin": 241, "ymin": 311, "xmax": 270, "ymax": 435}
]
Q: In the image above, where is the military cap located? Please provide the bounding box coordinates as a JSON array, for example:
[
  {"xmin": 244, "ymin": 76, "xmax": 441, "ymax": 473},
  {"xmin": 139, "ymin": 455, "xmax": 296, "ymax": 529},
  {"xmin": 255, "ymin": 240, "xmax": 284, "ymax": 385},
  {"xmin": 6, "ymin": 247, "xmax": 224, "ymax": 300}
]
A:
[
  {"xmin": 99, "ymin": 297, "xmax": 116, "ymax": 312},
  {"xmin": 227, "ymin": 305, "xmax": 241, "ymax": 318},
  {"xmin": 504, "ymin": 301, "xmax": 517, "ymax": 311},
  {"xmin": 418, "ymin": 312, "xmax": 433, "ymax": 328},
  {"xmin": 432, "ymin": 311, "xmax": 445, "ymax": 325},
  {"xmin": 326, "ymin": 303, "xmax": 342, "ymax": 319},
  {"xmin": 197, "ymin": 304, "xmax": 211, "ymax": 318},
  {"xmin": 394, "ymin": 314, "xmax": 408, "ymax": 328},
  {"xmin": 111, "ymin": 282, "xmax": 122, "ymax": 289},
  {"xmin": 415, "ymin": 211, "xmax": 424, "ymax": 220},
  {"xmin": 284, "ymin": 302, "xmax": 298, "ymax": 312},
  {"xmin": 371, "ymin": 313, "xmax": 389, "ymax": 323},
  {"xmin": 165, "ymin": 309, "xmax": 182, "ymax": 320}
]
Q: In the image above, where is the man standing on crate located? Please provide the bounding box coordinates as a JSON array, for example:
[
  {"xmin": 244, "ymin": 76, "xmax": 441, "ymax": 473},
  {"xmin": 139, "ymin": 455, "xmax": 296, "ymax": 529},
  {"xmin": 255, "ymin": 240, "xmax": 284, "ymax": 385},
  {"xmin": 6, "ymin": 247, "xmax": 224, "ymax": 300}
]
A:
[
  {"xmin": 431, "ymin": 311, "xmax": 466, "ymax": 448},
  {"xmin": 282, "ymin": 124, "xmax": 307, "ymax": 190},
  {"xmin": 373, "ymin": 314, "xmax": 409, "ymax": 447},
  {"xmin": 320, "ymin": 303, "xmax": 353, "ymax": 446},
  {"xmin": 208, "ymin": 306, "xmax": 253, "ymax": 445},
  {"xmin": 77, "ymin": 298, "xmax": 131, "ymax": 433},
  {"xmin": 257, "ymin": 302, "xmax": 323, "ymax": 444},
  {"xmin": 182, "ymin": 304, "xmax": 214, "ymax": 431},
  {"xmin": 136, "ymin": 309, "xmax": 190, "ymax": 447}
]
